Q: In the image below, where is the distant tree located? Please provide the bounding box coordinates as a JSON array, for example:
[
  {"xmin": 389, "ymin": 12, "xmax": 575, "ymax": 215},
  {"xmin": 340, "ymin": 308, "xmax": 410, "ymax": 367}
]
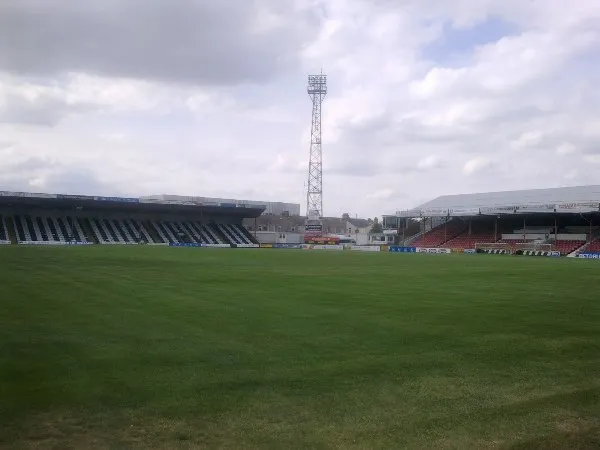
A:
[
  {"xmin": 370, "ymin": 217, "xmax": 383, "ymax": 234},
  {"xmin": 342, "ymin": 213, "xmax": 350, "ymax": 220}
]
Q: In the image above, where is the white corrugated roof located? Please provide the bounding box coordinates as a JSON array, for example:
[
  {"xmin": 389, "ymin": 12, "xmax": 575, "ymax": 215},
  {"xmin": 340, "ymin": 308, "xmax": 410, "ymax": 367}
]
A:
[{"xmin": 417, "ymin": 185, "xmax": 600, "ymax": 209}]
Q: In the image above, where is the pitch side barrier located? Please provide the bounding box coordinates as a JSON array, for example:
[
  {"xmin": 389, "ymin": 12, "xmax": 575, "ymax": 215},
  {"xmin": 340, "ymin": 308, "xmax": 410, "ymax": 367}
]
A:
[
  {"xmin": 465, "ymin": 248, "xmax": 560, "ymax": 257},
  {"xmin": 388, "ymin": 246, "xmax": 561, "ymax": 257},
  {"xmin": 16, "ymin": 240, "xmax": 93, "ymax": 246},
  {"xmin": 389, "ymin": 246, "xmax": 416, "ymax": 253},
  {"xmin": 260, "ymin": 244, "xmax": 382, "ymax": 251},
  {"xmin": 388, "ymin": 246, "xmax": 451, "ymax": 254},
  {"xmin": 260, "ymin": 243, "xmax": 303, "ymax": 249},
  {"xmin": 578, "ymin": 252, "xmax": 600, "ymax": 259},
  {"xmin": 168, "ymin": 243, "xmax": 259, "ymax": 248},
  {"xmin": 303, "ymin": 244, "xmax": 344, "ymax": 251},
  {"xmin": 349, "ymin": 245, "xmax": 380, "ymax": 252}
]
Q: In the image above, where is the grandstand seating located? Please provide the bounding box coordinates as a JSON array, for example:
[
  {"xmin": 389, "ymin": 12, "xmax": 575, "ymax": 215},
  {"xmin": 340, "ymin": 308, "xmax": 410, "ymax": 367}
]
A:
[
  {"xmin": 444, "ymin": 232, "xmax": 498, "ymax": 249},
  {"xmin": 583, "ymin": 238, "xmax": 600, "ymax": 253},
  {"xmin": 411, "ymin": 220, "xmax": 467, "ymax": 247},
  {"xmin": 0, "ymin": 214, "xmax": 9, "ymax": 243},
  {"xmin": 553, "ymin": 240, "xmax": 586, "ymax": 255},
  {"xmin": 498, "ymin": 238, "xmax": 585, "ymax": 255},
  {"xmin": 405, "ymin": 222, "xmax": 588, "ymax": 253},
  {"xmin": 2, "ymin": 213, "xmax": 258, "ymax": 246}
]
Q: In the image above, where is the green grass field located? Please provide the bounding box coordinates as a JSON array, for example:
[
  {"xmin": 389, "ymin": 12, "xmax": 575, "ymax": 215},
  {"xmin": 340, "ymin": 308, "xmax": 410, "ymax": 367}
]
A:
[{"xmin": 1, "ymin": 247, "xmax": 599, "ymax": 449}]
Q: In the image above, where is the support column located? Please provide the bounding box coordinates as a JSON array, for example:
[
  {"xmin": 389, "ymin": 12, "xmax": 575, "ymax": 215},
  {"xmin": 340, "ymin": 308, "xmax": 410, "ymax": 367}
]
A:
[
  {"xmin": 444, "ymin": 219, "xmax": 447, "ymax": 243},
  {"xmin": 402, "ymin": 219, "xmax": 406, "ymax": 244},
  {"xmin": 495, "ymin": 217, "xmax": 498, "ymax": 241}
]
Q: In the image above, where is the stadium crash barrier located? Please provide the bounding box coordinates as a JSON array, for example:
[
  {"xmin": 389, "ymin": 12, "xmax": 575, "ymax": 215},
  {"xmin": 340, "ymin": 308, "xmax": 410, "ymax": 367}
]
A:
[
  {"xmin": 578, "ymin": 252, "xmax": 600, "ymax": 259},
  {"xmin": 388, "ymin": 246, "xmax": 417, "ymax": 253},
  {"xmin": 464, "ymin": 249, "xmax": 477, "ymax": 254},
  {"xmin": 350, "ymin": 245, "xmax": 380, "ymax": 252}
]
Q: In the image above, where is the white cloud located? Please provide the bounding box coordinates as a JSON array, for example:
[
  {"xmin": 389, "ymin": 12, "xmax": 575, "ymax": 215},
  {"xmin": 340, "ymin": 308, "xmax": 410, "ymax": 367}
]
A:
[
  {"xmin": 584, "ymin": 155, "xmax": 600, "ymax": 165},
  {"xmin": 563, "ymin": 169, "xmax": 579, "ymax": 180},
  {"xmin": 463, "ymin": 157, "xmax": 493, "ymax": 175},
  {"xmin": 2, "ymin": 0, "xmax": 600, "ymax": 217},
  {"xmin": 556, "ymin": 142, "xmax": 576, "ymax": 156},
  {"xmin": 366, "ymin": 189, "xmax": 395, "ymax": 200},
  {"xmin": 417, "ymin": 155, "xmax": 444, "ymax": 170},
  {"xmin": 510, "ymin": 131, "xmax": 543, "ymax": 151}
]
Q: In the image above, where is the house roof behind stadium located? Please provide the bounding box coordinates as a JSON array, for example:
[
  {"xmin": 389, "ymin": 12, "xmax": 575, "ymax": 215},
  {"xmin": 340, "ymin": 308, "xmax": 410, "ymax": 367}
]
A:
[{"xmin": 397, "ymin": 185, "xmax": 600, "ymax": 217}]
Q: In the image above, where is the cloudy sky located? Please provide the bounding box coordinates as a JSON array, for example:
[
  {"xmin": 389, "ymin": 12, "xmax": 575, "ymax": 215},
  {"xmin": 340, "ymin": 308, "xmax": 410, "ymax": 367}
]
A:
[{"xmin": 1, "ymin": 0, "xmax": 599, "ymax": 217}]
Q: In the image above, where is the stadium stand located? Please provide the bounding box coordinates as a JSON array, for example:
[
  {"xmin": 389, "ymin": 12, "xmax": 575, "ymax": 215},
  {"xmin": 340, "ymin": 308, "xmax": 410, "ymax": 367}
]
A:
[
  {"xmin": 390, "ymin": 185, "xmax": 600, "ymax": 256},
  {"xmin": 0, "ymin": 214, "xmax": 9, "ymax": 243},
  {"xmin": 583, "ymin": 237, "xmax": 600, "ymax": 253},
  {"xmin": 82, "ymin": 218, "xmax": 257, "ymax": 245},
  {"xmin": 444, "ymin": 223, "xmax": 499, "ymax": 249},
  {"xmin": 0, "ymin": 191, "xmax": 262, "ymax": 246},
  {"xmin": 411, "ymin": 220, "xmax": 467, "ymax": 247}
]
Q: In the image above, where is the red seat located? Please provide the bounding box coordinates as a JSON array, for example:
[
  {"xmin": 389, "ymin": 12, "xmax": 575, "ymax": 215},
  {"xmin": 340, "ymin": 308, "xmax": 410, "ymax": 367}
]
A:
[
  {"xmin": 584, "ymin": 239, "xmax": 600, "ymax": 252},
  {"xmin": 445, "ymin": 232, "xmax": 498, "ymax": 249},
  {"xmin": 411, "ymin": 221, "xmax": 467, "ymax": 248}
]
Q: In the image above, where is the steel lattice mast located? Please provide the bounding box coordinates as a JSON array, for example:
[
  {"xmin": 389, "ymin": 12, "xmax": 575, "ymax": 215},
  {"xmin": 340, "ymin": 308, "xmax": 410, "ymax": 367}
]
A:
[{"xmin": 306, "ymin": 73, "xmax": 327, "ymax": 219}]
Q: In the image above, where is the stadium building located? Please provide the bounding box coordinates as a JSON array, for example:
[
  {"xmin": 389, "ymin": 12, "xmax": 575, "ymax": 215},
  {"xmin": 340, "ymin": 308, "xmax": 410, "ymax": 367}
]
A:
[
  {"xmin": 383, "ymin": 185, "xmax": 600, "ymax": 256},
  {"xmin": 139, "ymin": 195, "xmax": 300, "ymax": 217},
  {"xmin": 0, "ymin": 191, "xmax": 266, "ymax": 247},
  {"xmin": 244, "ymin": 215, "xmax": 379, "ymax": 246},
  {"xmin": 0, "ymin": 190, "xmax": 382, "ymax": 247}
]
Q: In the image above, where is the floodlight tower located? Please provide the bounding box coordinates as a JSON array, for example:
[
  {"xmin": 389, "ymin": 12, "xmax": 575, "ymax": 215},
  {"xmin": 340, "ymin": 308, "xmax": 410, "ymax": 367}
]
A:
[{"xmin": 306, "ymin": 73, "xmax": 327, "ymax": 225}]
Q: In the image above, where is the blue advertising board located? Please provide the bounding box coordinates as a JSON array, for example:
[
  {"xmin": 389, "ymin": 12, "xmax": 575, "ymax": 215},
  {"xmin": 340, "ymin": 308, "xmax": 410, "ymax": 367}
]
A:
[
  {"xmin": 578, "ymin": 252, "xmax": 600, "ymax": 259},
  {"xmin": 389, "ymin": 246, "xmax": 417, "ymax": 253}
]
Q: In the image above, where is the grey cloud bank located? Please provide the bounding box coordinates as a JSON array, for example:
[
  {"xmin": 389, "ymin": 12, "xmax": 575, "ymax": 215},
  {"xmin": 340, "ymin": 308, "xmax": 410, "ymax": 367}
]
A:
[
  {"xmin": 0, "ymin": 0, "xmax": 319, "ymax": 85},
  {"xmin": 1, "ymin": 0, "xmax": 599, "ymax": 217}
]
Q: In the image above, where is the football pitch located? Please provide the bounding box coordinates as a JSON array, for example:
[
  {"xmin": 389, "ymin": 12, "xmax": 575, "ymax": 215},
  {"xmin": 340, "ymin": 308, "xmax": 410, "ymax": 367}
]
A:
[{"xmin": 1, "ymin": 247, "xmax": 599, "ymax": 449}]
